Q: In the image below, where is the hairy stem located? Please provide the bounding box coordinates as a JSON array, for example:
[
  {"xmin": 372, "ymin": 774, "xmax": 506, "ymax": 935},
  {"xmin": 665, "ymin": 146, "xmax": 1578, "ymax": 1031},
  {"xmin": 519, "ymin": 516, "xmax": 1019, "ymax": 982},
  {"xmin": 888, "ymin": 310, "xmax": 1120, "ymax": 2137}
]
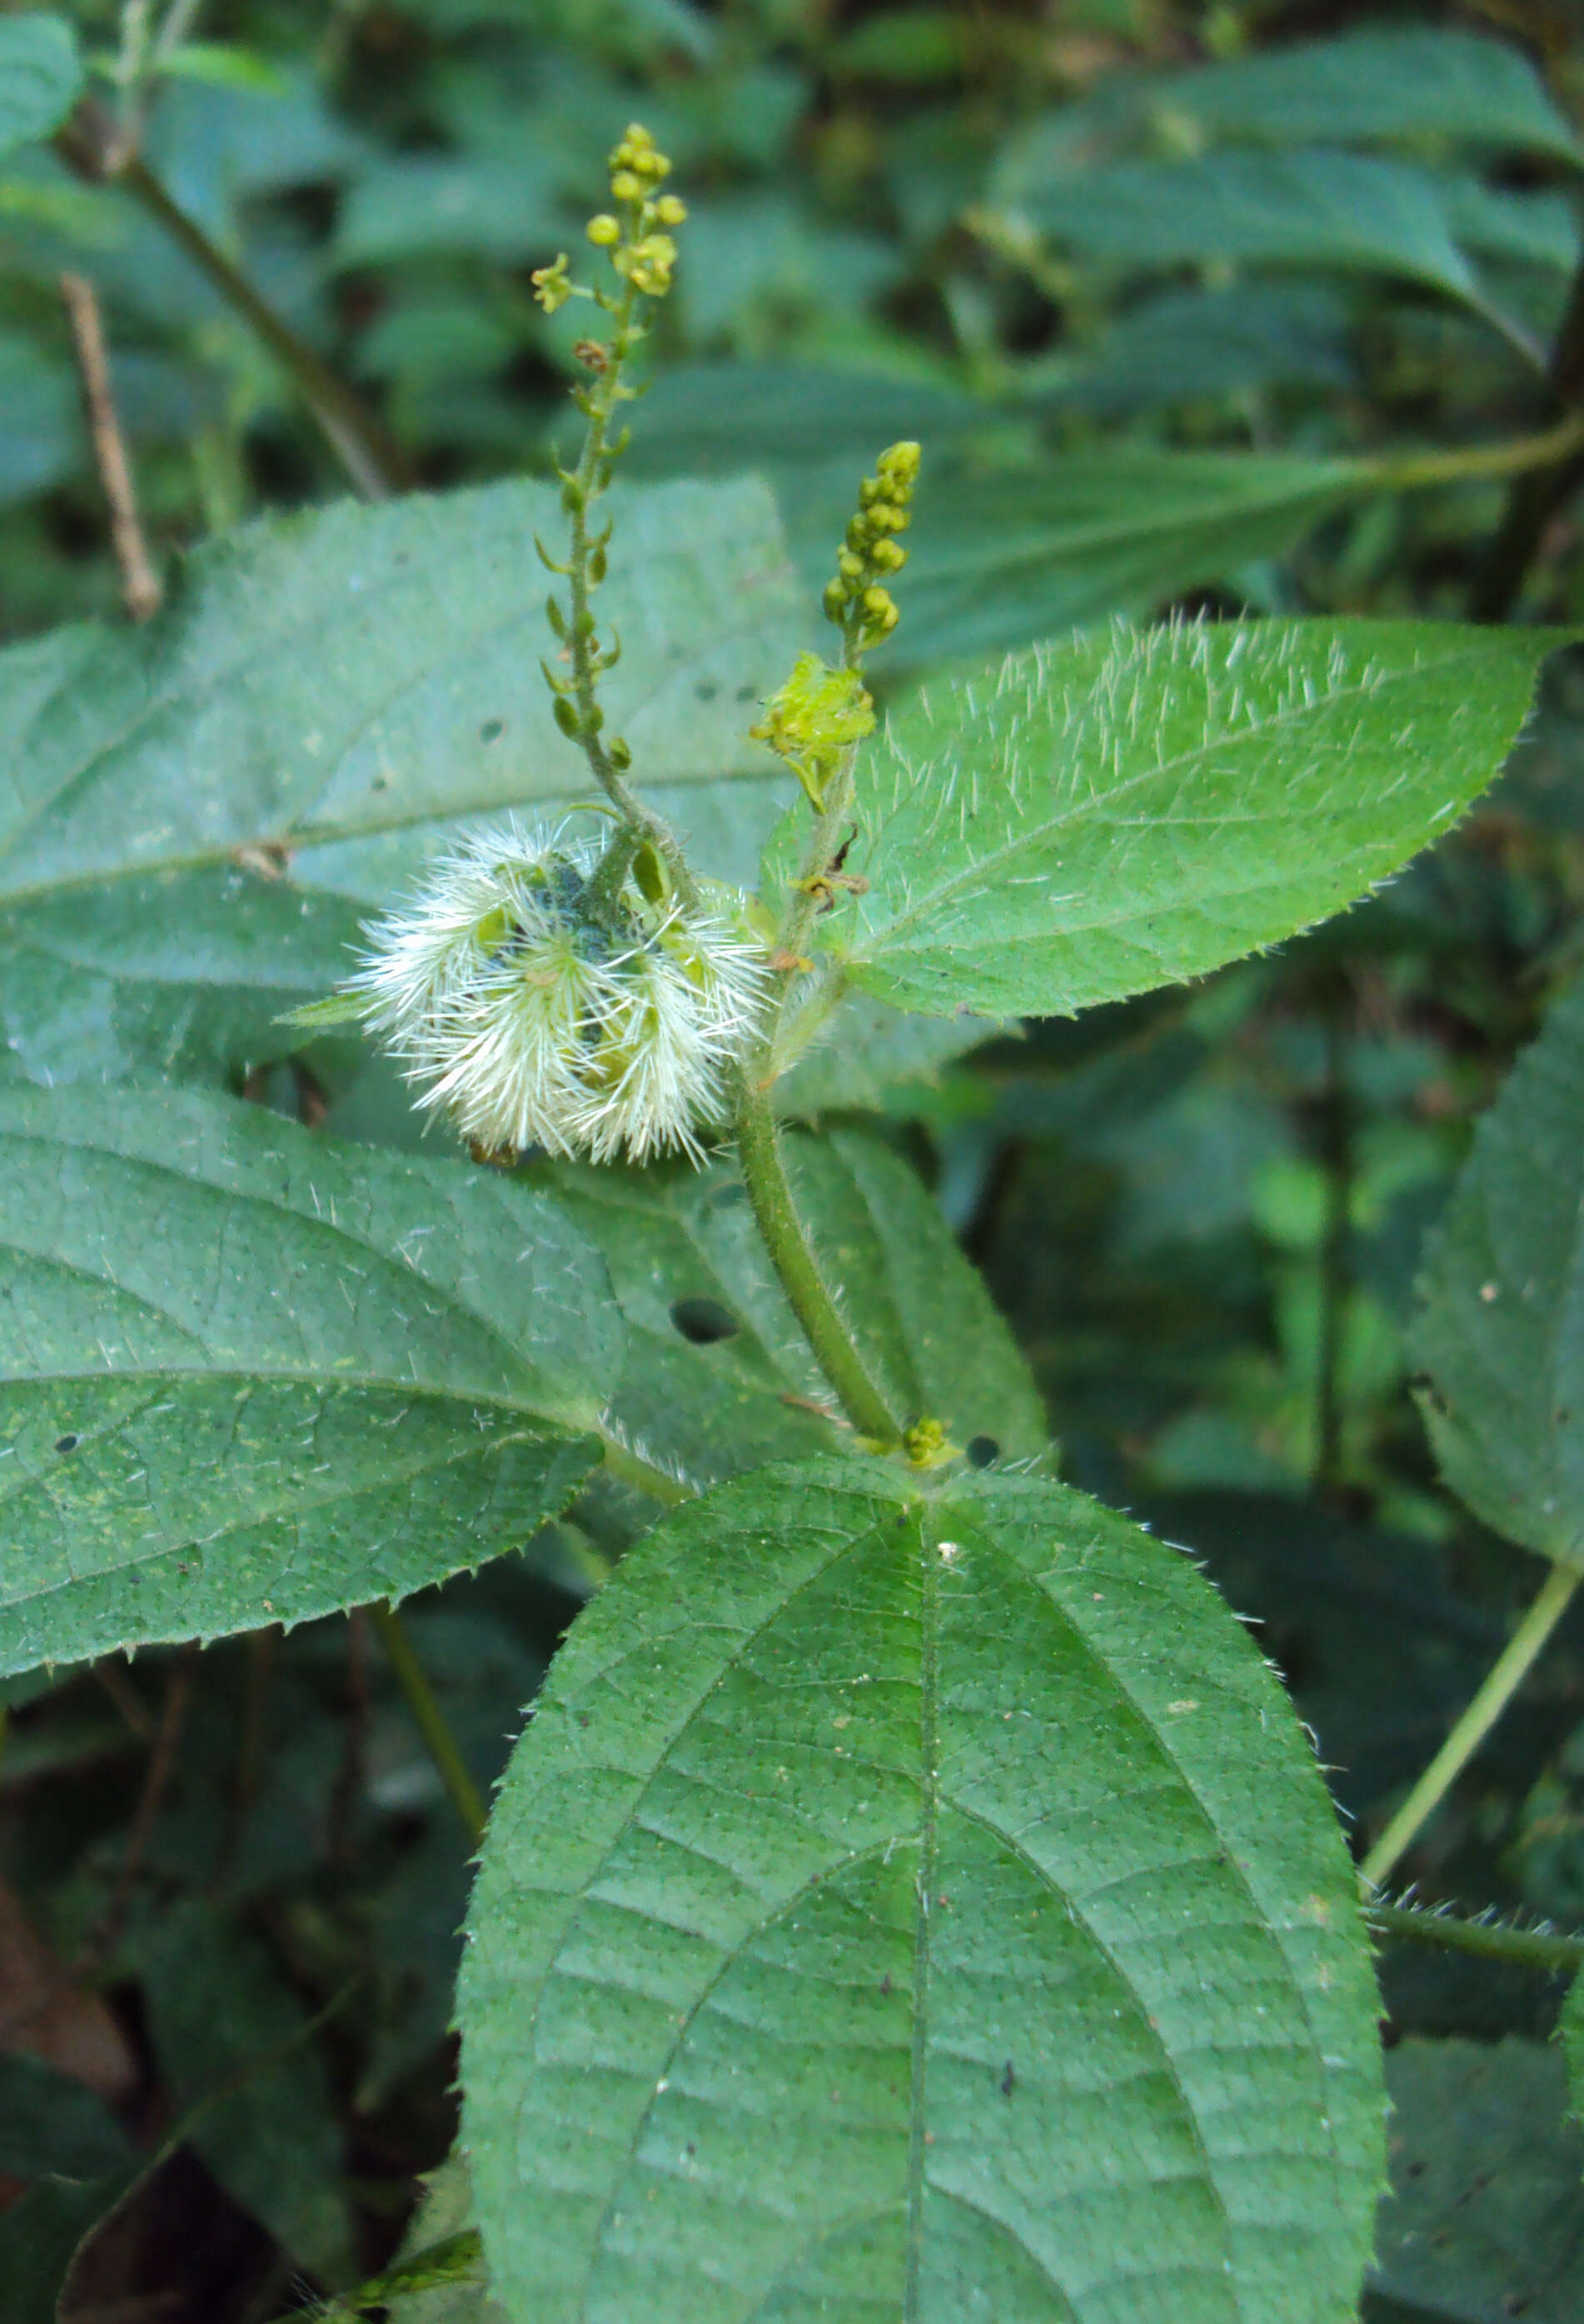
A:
[
  {"xmin": 598, "ymin": 1430, "xmax": 693, "ymax": 1506},
  {"xmin": 370, "ymin": 1601, "xmax": 486, "ymax": 1851},
  {"xmin": 734, "ymin": 1070, "xmax": 903, "ymax": 1445},
  {"xmin": 1367, "ymin": 1900, "xmax": 1584, "ymax": 1976},
  {"xmin": 1360, "ymin": 1561, "xmax": 1581, "ymax": 1893}
]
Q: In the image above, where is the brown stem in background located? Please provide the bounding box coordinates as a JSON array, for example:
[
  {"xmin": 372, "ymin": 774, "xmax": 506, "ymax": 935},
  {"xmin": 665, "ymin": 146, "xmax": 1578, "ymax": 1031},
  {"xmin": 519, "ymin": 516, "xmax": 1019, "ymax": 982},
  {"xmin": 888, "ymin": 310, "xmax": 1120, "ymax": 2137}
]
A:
[
  {"xmin": 1471, "ymin": 252, "xmax": 1584, "ymax": 621},
  {"xmin": 1313, "ymin": 978, "xmax": 1353, "ymax": 1499},
  {"xmin": 77, "ymin": 1652, "xmax": 195, "ymax": 1976},
  {"xmin": 55, "ymin": 97, "xmax": 406, "ymax": 503},
  {"xmin": 326, "ymin": 1608, "xmax": 370, "ymax": 1873},
  {"xmin": 59, "ymin": 272, "xmax": 163, "ymax": 622}
]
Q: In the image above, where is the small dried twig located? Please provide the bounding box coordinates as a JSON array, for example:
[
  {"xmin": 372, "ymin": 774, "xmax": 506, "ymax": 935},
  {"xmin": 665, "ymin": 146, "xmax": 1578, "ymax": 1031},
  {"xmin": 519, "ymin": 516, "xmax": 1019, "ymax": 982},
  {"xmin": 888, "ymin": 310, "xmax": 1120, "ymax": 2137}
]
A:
[{"xmin": 58, "ymin": 270, "xmax": 163, "ymax": 622}]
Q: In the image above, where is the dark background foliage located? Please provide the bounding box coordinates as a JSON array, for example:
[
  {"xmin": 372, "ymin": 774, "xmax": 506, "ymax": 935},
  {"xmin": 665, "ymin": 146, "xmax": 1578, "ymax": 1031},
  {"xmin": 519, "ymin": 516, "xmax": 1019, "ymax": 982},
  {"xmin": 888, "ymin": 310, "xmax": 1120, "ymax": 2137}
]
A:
[{"xmin": 6, "ymin": 0, "xmax": 1584, "ymax": 2316}]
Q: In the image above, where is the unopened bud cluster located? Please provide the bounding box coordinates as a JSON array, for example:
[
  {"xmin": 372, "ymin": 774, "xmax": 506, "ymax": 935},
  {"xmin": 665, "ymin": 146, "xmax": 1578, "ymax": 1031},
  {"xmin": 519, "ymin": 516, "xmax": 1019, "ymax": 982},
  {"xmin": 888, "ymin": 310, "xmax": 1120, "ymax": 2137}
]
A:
[
  {"xmin": 822, "ymin": 441, "xmax": 921, "ymax": 651},
  {"xmin": 530, "ymin": 123, "xmax": 685, "ymax": 315},
  {"xmin": 331, "ymin": 824, "xmax": 765, "ymax": 1166}
]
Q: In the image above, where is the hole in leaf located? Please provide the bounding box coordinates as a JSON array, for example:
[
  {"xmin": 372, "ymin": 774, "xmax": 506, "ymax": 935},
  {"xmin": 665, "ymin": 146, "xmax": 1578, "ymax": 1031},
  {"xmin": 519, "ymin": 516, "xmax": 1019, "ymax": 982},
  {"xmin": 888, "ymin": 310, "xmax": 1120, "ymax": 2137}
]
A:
[
  {"xmin": 670, "ymin": 1297, "xmax": 740, "ymax": 1346},
  {"xmin": 54, "ymin": 1434, "xmax": 79, "ymax": 1454},
  {"xmin": 480, "ymin": 718, "xmax": 506, "ymax": 745},
  {"xmin": 965, "ymin": 1434, "xmax": 999, "ymax": 1469}
]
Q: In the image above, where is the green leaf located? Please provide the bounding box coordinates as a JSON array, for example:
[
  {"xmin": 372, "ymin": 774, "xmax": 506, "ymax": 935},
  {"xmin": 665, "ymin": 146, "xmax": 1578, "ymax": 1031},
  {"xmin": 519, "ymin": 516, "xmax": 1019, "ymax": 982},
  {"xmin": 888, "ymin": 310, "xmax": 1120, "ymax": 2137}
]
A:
[
  {"xmin": 332, "ymin": 154, "xmax": 560, "ymax": 266},
  {"xmin": 0, "ymin": 16, "xmax": 82, "ymax": 160},
  {"xmin": 991, "ymin": 28, "xmax": 1580, "ymax": 207},
  {"xmin": 871, "ymin": 452, "xmax": 1358, "ymax": 670},
  {"xmin": 136, "ymin": 1897, "xmax": 350, "ymax": 2276},
  {"xmin": 823, "ymin": 620, "xmax": 1557, "ymax": 1020},
  {"xmin": 1056, "ymin": 283, "xmax": 1355, "ymax": 418},
  {"xmin": 546, "ymin": 1123, "xmax": 1045, "ymax": 1489},
  {"xmin": 460, "ymin": 1457, "xmax": 1384, "ymax": 2322},
  {"xmin": 1372, "ymin": 2037, "xmax": 1584, "ymax": 2323},
  {"xmin": 1564, "ymin": 1972, "xmax": 1584, "ymax": 2142},
  {"xmin": 621, "ymin": 362, "xmax": 1000, "ymax": 480},
  {"xmin": 775, "ymin": 996, "xmax": 999, "ymax": 1119},
  {"xmin": 0, "ymin": 334, "xmax": 79, "ymax": 507},
  {"xmin": 1412, "ymin": 975, "xmax": 1584, "ymax": 1562},
  {"xmin": 385, "ymin": 2157, "xmax": 509, "ymax": 2324},
  {"xmin": 0, "ymin": 475, "xmax": 803, "ymax": 1088},
  {"xmin": 1004, "ymin": 149, "xmax": 1484, "ymax": 302},
  {"xmin": 0, "ymin": 1081, "xmax": 620, "ymax": 1673},
  {"xmin": 0, "ymin": 2053, "xmax": 133, "ymax": 2183},
  {"xmin": 0, "ymin": 2161, "xmax": 146, "ymax": 2324},
  {"xmin": 1132, "ymin": 27, "xmax": 1577, "ymax": 162}
]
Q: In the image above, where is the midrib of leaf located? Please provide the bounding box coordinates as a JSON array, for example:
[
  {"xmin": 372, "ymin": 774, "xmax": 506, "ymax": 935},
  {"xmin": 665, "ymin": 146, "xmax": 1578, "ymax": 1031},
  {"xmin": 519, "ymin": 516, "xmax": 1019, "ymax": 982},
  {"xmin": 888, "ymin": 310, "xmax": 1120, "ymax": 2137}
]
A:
[
  {"xmin": 0, "ymin": 544, "xmax": 785, "ymax": 912},
  {"xmin": 0, "ymin": 1128, "xmax": 596, "ymax": 1428},
  {"xmin": 851, "ymin": 639, "xmax": 1482, "ymax": 963},
  {"xmin": 904, "ymin": 1509, "xmax": 938, "ymax": 2324}
]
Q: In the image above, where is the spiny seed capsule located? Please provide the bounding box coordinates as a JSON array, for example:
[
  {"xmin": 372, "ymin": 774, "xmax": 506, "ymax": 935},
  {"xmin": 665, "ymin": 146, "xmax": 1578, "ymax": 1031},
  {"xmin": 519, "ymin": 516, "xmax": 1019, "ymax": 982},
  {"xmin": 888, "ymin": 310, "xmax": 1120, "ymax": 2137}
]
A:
[{"xmin": 336, "ymin": 824, "xmax": 767, "ymax": 1165}]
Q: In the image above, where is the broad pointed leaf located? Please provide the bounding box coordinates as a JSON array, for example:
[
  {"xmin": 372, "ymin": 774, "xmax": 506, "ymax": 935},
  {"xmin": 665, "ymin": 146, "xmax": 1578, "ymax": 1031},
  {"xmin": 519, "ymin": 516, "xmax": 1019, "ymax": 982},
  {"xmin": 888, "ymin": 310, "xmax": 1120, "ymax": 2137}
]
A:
[
  {"xmin": 1412, "ymin": 975, "xmax": 1584, "ymax": 1563},
  {"xmin": 1005, "ymin": 149, "xmax": 1484, "ymax": 302},
  {"xmin": 460, "ymin": 1457, "xmax": 1384, "ymax": 2322},
  {"xmin": 0, "ymin": 1082, "xmax": 620, "ymax": 1673},
  {"xmin": 819, "ymin": 620, "xmax": 1557, "ymax": 1020},
  {"xmin": 0, "ymin": 15, "xmax": 82, "ymax": 160},
  {"xmin": 0, "ymin": 475, "xmax": 803, "ymax": 1087},
  {"xmin": 1159, "ymin": 27, "xmax": 1579, "ymax": 159},
  {"xmin": 993, "ymin": 27, "xmax": 1579, "ymax": 188}
]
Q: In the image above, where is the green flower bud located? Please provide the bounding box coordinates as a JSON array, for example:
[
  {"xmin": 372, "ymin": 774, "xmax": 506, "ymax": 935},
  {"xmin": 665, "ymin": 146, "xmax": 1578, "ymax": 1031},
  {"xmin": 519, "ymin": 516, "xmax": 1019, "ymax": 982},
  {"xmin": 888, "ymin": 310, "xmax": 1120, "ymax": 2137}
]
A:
[
  {"xmin": 586, "ymin": 213, "xmax": 620, "ymax": 247},
  {"xmin": 530, "ymin": 253, "xmax": 573, "ymax": 313},
  {"xmin": 655, "ymin": 193, "xmax": 687, "ymax": 227},
  {"xmin": 610, "ymin": 168, "xmax": 642, "ymax": 202}
]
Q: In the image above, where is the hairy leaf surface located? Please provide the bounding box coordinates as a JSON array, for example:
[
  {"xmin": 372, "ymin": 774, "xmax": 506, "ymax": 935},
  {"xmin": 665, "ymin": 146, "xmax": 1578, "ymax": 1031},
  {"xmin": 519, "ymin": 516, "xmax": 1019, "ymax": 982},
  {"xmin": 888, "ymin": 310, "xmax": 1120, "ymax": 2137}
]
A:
[
  {"xmin": 1412, "ymin": 975, "xmax": 1584, "ymax": 1562},
  {"xmin": 547, "ymin": 1125, "xmax": 1045, "ymax": 1491},
  {"xmin": 0, "ymin": 1083, "xmax": 619, "ymax": 1671},
  {"xmin": 461, "ymin": 1458, "xmax": 1384, "ymax": 2323},
  {"xmin": 827, "ymin": 621, "xmax": 1556, "ymax": 1020},
  {"xmin": 0, "ymin": 476, "xmax": 802, "ymax": 1085}
]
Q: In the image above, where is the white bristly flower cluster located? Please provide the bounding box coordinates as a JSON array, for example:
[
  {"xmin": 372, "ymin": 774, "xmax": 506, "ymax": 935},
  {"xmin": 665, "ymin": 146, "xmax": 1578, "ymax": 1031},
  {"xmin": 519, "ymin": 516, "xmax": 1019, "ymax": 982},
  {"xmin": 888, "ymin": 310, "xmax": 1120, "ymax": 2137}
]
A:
[{"xmin": 341, "ymin": 822, "xmax": 767, "ymax": 1164}]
